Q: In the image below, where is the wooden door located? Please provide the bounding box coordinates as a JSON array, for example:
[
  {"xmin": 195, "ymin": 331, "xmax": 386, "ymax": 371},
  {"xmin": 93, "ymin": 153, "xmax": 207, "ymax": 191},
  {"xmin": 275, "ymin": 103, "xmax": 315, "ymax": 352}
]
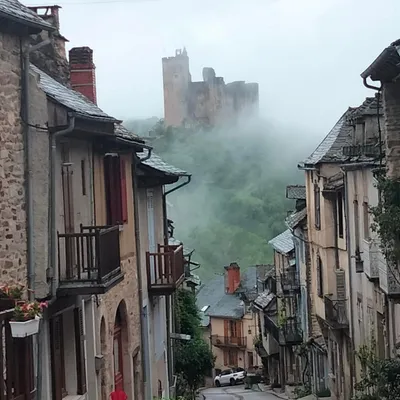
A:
[{"xmin": 113, "ymin": 319, "xmax": 124, "ymax": 391}]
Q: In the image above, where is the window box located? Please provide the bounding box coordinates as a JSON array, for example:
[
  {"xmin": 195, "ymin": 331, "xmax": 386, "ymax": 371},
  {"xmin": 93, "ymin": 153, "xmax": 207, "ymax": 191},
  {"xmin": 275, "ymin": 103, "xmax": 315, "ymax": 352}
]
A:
[{"xmin": 10, "ymin": 316, "xmax": 41, "ymax": 338}]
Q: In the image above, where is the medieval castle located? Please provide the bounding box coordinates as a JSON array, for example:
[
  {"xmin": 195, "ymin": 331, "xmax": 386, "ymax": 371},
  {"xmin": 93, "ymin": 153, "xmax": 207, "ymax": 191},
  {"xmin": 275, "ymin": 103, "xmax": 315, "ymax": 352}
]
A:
[{"xmin": 162, "ymin": 49, "xmax": 259, "ymax": 128}]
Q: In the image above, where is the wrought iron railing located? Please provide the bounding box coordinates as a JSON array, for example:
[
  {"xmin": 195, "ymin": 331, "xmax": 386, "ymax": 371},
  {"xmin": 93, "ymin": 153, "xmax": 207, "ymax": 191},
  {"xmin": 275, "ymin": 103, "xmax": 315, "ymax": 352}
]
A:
[
  {"xmin": 211, "ymin": 335, "xmax": 247, "ymax": 348},
  {"xmin": 324, "ymin": 297, "xmax": 349, "ymax": 328}
]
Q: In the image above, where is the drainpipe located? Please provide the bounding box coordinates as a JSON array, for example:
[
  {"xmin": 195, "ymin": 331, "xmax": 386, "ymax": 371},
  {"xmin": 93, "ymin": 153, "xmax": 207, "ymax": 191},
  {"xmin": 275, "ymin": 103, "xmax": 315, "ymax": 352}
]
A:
[
  {"xmin": 162, "ymin": 175, "xmax": 191, "ymax": 384},
  {"xmin": 22, "ymin": 38, "xmax": 51, "ymax": 300},
  {"xmin": 132, "ymin": 148, "xmax": 152, "ymax": 399},
  {"xmin": 49, "ymin": 116, "xmax": 75, "ymax": 298},
  {"xmin": 342, "ymin": 169, "xmax": 356, "ymax": 397}
]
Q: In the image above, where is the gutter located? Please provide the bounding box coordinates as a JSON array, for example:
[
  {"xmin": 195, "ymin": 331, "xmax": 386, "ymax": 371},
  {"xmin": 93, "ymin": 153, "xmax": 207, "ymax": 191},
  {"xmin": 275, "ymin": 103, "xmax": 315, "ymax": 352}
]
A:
[
  {"xmin": 49, "ymin": 116, "xmax": 76, "ymax": 298},
  {"xmin": 342, "ymin": 168, "xmax": 356, "ymax": 397},
  {"xmin": 132, "ymin": 148, "xmax": 152, "ymax": 400},
  {"xmin": 22, "ymin": 38, "xmax": 51, "ymax": 301}
]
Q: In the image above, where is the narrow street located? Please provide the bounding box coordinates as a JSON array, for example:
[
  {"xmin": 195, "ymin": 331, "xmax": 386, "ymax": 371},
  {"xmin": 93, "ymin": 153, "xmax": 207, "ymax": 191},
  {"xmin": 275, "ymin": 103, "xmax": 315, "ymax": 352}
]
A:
[{"xmin": 202, "ymin": 385, "xmax": 279, "ymax": 400}]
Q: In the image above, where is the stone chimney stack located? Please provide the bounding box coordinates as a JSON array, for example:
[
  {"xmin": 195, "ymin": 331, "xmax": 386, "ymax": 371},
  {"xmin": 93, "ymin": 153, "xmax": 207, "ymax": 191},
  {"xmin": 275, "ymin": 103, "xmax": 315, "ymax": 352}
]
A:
[
  {"xmin": 224, "ymin": 263, "xmax": 241, "ymax": 294},
  {"xmin": 69, "ymin": 47, "xmax": 97, "ymax": 104}
]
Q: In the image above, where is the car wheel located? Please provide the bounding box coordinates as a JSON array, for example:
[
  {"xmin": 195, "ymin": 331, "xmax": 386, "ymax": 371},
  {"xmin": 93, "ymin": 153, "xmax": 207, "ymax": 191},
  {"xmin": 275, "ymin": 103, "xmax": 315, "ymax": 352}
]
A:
[
  {"xmin": 230, "ymin": 378, "xmax": 236, "ymax": 386},
  {"xmin": 215, "ymin": 380, "xmax": 221, "ymax": 387}
]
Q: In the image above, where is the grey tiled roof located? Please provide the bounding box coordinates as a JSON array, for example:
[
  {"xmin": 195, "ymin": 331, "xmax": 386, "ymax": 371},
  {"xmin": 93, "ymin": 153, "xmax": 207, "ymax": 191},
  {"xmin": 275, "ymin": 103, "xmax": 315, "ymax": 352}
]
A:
[
  {"xmin": 31, "ymin": 65, "xmax": 117, "ymax": 122},
  {"xmin": 138, "ymin": 149, "xmax": 189, "ymax": 176},
  {"xmin": 302, "ymin": 109, "xmax": 354, "ymax": 166},
  {"xmin": 196, "ymin": 274, "xmax": 244, "ymax": 323},
  {"xmin": 285, "ymin": 208, "xmax": 307, "ymax": 230},
  {"xmin": 115, "ymin": 124, "xmax": 143, "ymax": 142},
  {"xmin": 0, "ymin": 0, "xmax": 53, "ymax": 31},
  {"xmin": 350, "ymin": 96, "xmax": 382, "ymax": 119},
  {"xmin": 286, "ymin": 185, "xmax": 306, "ymax": 200},
  {"xmin": 254, "ymin": 291, "xmax": 276, "ymax": 310},
  {"xmin": 268, "ymin": 229, "xmax": 294, "ymax": 254}
]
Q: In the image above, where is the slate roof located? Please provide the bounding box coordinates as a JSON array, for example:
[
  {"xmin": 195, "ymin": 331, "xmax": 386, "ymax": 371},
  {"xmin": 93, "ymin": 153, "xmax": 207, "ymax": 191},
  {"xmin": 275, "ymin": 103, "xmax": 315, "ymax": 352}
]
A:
[
  {"xmin": 31, "ymin": 65, "xmax": 118, "ymax": 122},
  {"xmin": 114, "ymin": 123, "xmax": 144, "ymax": 143},
  {"xmin": 236, "ymin": 267, "xmax": 258, "ymax": 301},
  {"xmin": 286, "ymin": 185, "xmax": 306, "ymax": 200},
  {"xmin": 285, "ymin": 208, "xmax": 307, "ymax": 230},
  {"xmin": 269, "ymin": 229, "xmax": 294, "ymax": 254},
  {"xmin": 0, "ymin": 0, "xmax": 53, "ymax": 31},
  {"xmin": 138, "ymin": 149, "xmax": 189, "ymax": 176},
  {"xmin": 168, "ymin": 237, "xmax": 193, "ymax": 257},
  {"xmin": 349, "ymin": 96, "xmax": 382, "ymax": 119},
  {"xmin": 254, "ymin": 291, "xmax": 276, "ymax": 310},
  {"xmin": 302, "ymin": 109, "xmax": 355, "ymax": 166}
]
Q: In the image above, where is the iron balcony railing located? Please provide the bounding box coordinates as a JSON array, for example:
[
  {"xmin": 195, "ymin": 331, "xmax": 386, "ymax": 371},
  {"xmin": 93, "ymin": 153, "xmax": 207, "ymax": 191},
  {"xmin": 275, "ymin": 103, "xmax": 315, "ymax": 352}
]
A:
[
  {"xmin": 146, "ymin": 244, "xmax": 185, "ymax": 295},
  {"xmin": 324, "ymin": 297, "xmax": 349, "ymax": 329},
  {"xmin": 211, "ymin": 335, "xmax": 247, "ymax": 348},
  {"xmin": 264, "ymin": 315, "xmax": 280, "ymax": 344},
  {"xmin": 280, "ymin": 270, "xmax": 300, "ymax": 293},
  {"xmin": 280, "ymin": 318, "xmax": 303, "ymax": 345},
  {"xmin": 57, "ymin": 224, "xmax": 122, "ymax": 294}
]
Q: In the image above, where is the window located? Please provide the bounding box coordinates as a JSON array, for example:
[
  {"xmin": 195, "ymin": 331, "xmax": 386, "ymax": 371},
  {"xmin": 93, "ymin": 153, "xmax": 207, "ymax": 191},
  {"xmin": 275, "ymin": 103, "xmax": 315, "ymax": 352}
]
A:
[
  {"xmin": 316, "ymin": 256, "xmax": 323, "ymax": 297},
  {"xmin": 74, "ymin": 308, "xmax": 86, "ymax": 395},
  {"xmin": 248, "ymin": 352, "xmax": 254, "ymax": 368},
  {"xmin": 354, "ymin": 200, "xmax": 360, "ymax": 248},
  {"xmin": 50, "ymin": 315, "xmax": 67, "ymax": 400},
  {"xmin": 314, "ymin": 184, "xmax": 321, "ymax": 229},
  {"xmin": 81, "ymin": 159, "xmax": 86, "ymax": 196},
  {"xmin": 223, "ymin": 350, "xmax": 238, "ymax": 366},
  {"xmin": 337, "ymin": 191, "xmax": 344, "ymax": 238},
  {"xmin": 104, "ymin": 155, "xmax": 128, "ymax": 225},
  {"xmin": 363, "ymin": 202, "xmax": 370, "ymax": 240}
]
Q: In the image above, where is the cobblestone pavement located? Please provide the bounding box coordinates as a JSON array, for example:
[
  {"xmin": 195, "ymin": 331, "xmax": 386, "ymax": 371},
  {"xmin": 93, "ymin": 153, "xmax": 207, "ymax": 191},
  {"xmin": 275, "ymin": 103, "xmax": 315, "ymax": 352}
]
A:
[{"xmin": 201, "ymin": 384, "xmax": 282, "ymax": 400}]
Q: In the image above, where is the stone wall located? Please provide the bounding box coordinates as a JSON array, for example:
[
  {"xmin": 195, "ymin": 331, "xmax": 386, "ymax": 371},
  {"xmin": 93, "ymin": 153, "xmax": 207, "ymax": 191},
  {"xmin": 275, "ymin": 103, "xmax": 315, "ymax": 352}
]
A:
[
  {"xmin": 98, "ymin": 254, "xmax": 142, "ymax": 400},
  {"xmin": 0, "ymin": 32, "xmax": 27, "ymax": 287},
  {"xmin": 383, "ymin": 82, "xmax": 400, "ymax": 178}
]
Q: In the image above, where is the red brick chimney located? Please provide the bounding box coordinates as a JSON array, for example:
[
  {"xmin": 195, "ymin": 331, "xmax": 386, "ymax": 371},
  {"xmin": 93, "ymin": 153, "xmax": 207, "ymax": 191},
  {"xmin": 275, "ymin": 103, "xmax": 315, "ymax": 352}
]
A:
[
  {"xmin": 224, "ymin": 263, "xmax": 241, "ymax": 294},
  {"xmin": 69, "ymin": 47, "xmax": 97, "ymax": 104}
]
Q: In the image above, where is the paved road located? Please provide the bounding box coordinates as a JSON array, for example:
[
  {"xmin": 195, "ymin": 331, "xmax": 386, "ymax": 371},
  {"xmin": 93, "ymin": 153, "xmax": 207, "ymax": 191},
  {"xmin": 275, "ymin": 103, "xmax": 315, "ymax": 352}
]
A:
[{"xmin": 202, "ymin": 384, "xmax": 279, "ymax": 400}]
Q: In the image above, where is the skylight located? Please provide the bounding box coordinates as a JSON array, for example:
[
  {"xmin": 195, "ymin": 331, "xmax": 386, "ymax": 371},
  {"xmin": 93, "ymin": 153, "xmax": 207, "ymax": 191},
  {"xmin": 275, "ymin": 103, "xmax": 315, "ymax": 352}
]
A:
[{"xmin": 201, "ymin": 305, "xmax": 209, "ymax": 312}]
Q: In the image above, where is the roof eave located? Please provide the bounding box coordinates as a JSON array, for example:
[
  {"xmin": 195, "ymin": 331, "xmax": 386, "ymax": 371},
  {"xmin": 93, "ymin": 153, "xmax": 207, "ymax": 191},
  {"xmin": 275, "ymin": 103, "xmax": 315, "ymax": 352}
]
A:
[
  {"xmin": 361, "ymin": 46, "xmax": 400, "ymax": 82},
  {"xmin": 0, "ymin": 10, "xmax": 55, "ymax": 33}
]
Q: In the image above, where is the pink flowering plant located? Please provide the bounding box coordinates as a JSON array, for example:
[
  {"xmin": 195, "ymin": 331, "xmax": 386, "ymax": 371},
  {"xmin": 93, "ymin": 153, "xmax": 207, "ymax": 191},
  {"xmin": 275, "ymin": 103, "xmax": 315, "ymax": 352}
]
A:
[
  {"xmin": 0, "ymin": 284, "xmax": 24, "ymax": 300},
  {"xmin": 12, "ymin": 300, "xmax": 48, "ymax": 322}
]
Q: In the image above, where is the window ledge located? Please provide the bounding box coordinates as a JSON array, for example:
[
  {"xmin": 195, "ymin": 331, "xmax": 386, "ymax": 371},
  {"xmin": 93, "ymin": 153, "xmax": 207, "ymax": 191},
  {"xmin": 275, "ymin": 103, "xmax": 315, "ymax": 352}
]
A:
[{"xmin": 63, "ymin": 395, "xmax": 87, "ymax": 400}]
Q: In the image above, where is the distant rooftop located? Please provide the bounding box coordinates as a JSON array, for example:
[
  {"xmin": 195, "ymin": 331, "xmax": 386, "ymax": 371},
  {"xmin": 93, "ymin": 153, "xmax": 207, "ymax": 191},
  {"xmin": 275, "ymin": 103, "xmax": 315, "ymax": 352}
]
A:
[
  {"xmin": 268, "ymin": 229, "xmax": 294, "ymax": 255},
  {"xmin": 286, "ymin": 185, "xmax": 306, "ymax": 200},
  {"xmin": 285, "ymin": 208, "xmax": 307, "ymax": 230},
  {"xmin": 138, "ymin": 149, "xmax": 189, "ymax": 177}
]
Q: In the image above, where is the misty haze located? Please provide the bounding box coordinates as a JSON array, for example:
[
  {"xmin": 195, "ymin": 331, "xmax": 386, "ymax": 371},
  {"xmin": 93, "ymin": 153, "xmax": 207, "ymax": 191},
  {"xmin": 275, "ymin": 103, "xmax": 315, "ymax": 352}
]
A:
[{"xmin": 2, "ymin": 0, "xmax": 400, "ymax": 400}]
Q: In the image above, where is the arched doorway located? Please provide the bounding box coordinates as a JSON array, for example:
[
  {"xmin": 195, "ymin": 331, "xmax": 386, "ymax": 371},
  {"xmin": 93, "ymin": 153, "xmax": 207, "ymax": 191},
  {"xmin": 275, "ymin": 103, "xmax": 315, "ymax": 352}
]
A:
[{"xmin": 113, "ymin": 308, "xmax": 124, "ymax": 391}]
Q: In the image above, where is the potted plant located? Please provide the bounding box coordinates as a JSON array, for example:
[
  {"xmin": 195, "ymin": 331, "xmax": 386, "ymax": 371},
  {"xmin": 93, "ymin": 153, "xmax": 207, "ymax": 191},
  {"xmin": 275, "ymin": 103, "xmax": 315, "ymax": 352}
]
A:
[
  {"xmin": 9, "ymin": 300, "xmax": 48, "ymax": 338},
  {"xmin": 0, "ymin": 284, "xmax": 24, "ymax": 311}
]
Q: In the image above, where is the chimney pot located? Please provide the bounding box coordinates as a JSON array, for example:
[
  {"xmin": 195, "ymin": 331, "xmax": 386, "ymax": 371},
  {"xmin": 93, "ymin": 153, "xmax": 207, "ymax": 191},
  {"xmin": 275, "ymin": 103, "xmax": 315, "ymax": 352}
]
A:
[{"xmin": 69, "ymin": 47, "xmax": 97, "ymax": 104}]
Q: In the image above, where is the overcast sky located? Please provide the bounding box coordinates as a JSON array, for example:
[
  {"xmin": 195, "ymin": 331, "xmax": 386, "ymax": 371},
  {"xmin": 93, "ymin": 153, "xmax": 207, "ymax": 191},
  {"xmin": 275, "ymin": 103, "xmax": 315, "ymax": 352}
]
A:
[{"xmin": 24, "ymin": 0, "xmax": 400, "ymax": 136}]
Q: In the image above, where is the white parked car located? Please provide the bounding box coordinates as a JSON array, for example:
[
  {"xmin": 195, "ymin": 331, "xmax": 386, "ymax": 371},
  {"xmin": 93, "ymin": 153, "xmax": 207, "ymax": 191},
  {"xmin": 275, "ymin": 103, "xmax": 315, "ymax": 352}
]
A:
[{"xmin": 214, "ymin": 368, "xmax": 246, "ymax": 387}]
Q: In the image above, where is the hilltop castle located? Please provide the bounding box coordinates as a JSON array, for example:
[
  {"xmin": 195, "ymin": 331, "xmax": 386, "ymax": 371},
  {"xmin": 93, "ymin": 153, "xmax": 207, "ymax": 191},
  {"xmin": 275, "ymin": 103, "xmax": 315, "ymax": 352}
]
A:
[{"xmin": 162, "ymin": 49, "xmax": 259, "ymax": 128}]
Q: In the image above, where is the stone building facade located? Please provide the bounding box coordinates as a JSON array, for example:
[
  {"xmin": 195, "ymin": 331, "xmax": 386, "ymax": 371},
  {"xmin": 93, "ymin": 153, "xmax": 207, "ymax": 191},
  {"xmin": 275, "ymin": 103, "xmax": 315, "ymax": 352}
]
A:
[{"xmin": 162, "ymin": 49, "xmax": 259, "ymax": 128}]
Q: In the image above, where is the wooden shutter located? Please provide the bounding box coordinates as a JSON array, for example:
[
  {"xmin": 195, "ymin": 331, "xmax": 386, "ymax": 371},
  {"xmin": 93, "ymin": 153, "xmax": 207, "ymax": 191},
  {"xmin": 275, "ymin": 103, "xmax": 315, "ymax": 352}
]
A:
[
  {"xmin": 317, "ymin": 256, "xmax": 323, "ymax": 297},
  {"xmin": 104, "ymin": 156, "xmax": 122, "ymax": 225},
  {"xmin": 120, "ymin": 158, "xmax": 128, "ymax": 223},
  {"xmin": 74, "ymin": 308, "xmax": 87, "ymax": 394},
  {"xmin": 223, "ymin": 350, "xmax": 228, "ymax": 366},
  {"xmin": 224, "ymin": 320, "xmax": 229, "ymax": 338},
  {"xmin": 336, "ymin": 269, "xmax": 346, "ymax": 300},
  {"xmin": 233, "ymin": 350, "xmax": 238, "ymax": 367},
  {"xmin": 50, "ymin": 315, "xmax": 66, "ymax": 400}
]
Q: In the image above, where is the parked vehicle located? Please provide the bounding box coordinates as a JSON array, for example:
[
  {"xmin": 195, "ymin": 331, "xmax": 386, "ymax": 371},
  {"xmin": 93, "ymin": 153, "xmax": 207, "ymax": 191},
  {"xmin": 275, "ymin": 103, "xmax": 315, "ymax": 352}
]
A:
[{"xmin": 214, "ymin": 368, "xmax": 246, "ymax": 387}]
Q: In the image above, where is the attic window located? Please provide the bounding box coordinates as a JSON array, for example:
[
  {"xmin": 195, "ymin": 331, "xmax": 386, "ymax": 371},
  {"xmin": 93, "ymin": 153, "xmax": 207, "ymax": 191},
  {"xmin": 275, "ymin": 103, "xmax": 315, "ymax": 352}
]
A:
[{"xmin": 201, "ymin": 305, "xmax": 210, "ymax": 312}]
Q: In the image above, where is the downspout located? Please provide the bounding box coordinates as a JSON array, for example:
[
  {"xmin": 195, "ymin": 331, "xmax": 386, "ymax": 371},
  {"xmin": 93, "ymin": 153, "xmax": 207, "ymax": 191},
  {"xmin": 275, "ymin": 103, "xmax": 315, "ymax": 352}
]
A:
[
  {"xmin": 22, "ymin": 38, "xmax": 51, "ymax": 300},
  {"xmin": 132, "ymin": 148, "xmax": 152, "ymax": 399},
  {"xmin": 49, "ymin": 116, "xmax": 76, "ymax": 298},
  {"xmin": 162, "ymin": 175, "xmax": 191, "ymax": 384},
  {"xmin": 342, "ymin": 169, "xmax": 356, "ymax": 397}
]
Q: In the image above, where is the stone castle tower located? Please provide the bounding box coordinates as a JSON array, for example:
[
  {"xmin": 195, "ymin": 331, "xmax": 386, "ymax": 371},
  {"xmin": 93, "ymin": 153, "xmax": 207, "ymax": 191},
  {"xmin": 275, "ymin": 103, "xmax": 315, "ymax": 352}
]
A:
[{"xmin": 162, "ymin": 49, "xmax": 259, "ymax": 128}]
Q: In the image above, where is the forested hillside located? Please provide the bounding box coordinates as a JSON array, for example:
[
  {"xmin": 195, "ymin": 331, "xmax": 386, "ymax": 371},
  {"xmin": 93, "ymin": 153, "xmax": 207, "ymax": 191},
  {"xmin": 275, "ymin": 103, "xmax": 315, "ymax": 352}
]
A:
[{"xmin": 125, "ymin": 118, "xmax": 312, "ymax": 281}]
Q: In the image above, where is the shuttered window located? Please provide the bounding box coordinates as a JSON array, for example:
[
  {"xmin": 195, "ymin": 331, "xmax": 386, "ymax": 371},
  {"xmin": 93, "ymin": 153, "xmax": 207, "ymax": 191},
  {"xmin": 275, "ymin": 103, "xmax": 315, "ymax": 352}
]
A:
[
  {"xmin": 317, "ymin": 256, "xmax": 323, "ymax": 298},
  {"xmin": 104, "ymin": 155, "xmax": 128, "ymax": 225},
  {"xmin": 50, "ymin": 315, "xmax": 66, "ymax": 400},
  {"xmin": 314, "ymin": 184, "xmax": 321, "ymax": 230},
  {"xmin": 74, "ymin": 308, "xmax": 87, "ymax": 395}
]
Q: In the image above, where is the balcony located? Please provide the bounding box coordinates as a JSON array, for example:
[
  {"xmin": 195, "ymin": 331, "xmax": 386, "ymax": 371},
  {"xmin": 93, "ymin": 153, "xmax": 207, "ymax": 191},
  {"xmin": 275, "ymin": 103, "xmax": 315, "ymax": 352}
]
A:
[
  {"xmin": 57, "ymin": 225, "xmax": 123, "ymax": 296},
  {"xmin": 280, "ymin": 318, "xmax": 303, "ymax": 345},
  {"xmin": 211, "ymin": 335, "xmax": 247, "ymax": 348},
  {"xmin": 264, "ymin": 314, "xmax": 280, "ymax": 344},
  {"xmin": 146, "ymin": 244, "xmax": 185, "ymax": 296},
  {"xmin": 378, "ymin": 259, "xmax": 400, "ymax": 299},
  {"xmin": 324, "ymin": 297, "xmax": 349, "ymax": 329},
  {"xmin": 280, "ymin": 270, "xmax": 300, "ymax": 294},
  {"xmin": 362, "ymin": 239, "xmax": 382, "ymax": 281}
]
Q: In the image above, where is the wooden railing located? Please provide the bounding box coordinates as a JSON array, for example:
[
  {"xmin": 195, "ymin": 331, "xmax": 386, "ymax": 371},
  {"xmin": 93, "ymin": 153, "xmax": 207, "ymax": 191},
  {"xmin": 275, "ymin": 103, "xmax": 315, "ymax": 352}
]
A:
[
  {"xmin": 146, "ymin": 244, "xmax": 184, "ymax": 295},
  {"xmin": 0, "ymin": 309, "xmax": 35, "ymax": 400},
  {"xmin": 211, "ymin": 335, "xmax": 247, "ymax": 348},
  {"xmin": 58, "ymin": 224, "xmax": 121, "ymax": 285}
]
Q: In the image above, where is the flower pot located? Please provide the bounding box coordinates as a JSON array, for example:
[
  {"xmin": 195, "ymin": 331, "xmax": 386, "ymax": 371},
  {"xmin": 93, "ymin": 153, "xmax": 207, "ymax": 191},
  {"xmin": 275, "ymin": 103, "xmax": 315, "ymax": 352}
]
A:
[{"xmin": 9, "ymin": 317, "xmax": 41, "ymax": 338}]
